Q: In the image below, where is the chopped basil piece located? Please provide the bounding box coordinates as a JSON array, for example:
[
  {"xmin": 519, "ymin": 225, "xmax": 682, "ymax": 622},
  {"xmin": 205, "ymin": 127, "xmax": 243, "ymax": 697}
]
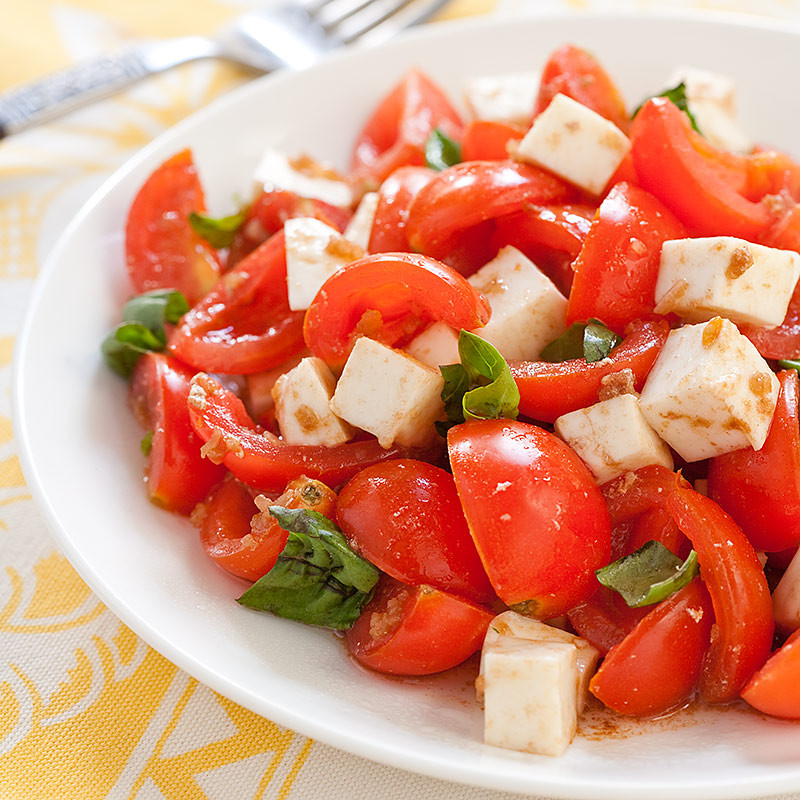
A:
[
  {"xmin": 539, "ymin": 319, "xmax": 622, "ymax": 364},
  {"xmin": 122, "ymin": 288, "xmax": 189, "ymax": 333},
  {"xmin": 596, "ymin": 540, "xmax": 699, "ymax": 608},
  {"xmin": 101, "ymin": 323, "xmax": 164, "ymax": 378},
  {"xmin": 633, "ymin": 82, "xmax": 700, "ymax": 133},
  {"xmin": 237, "ymin": 507, "xmax": 380, "ymax": 630},
  {"xmin": 437, "ymin": 331, "xmax": 519, "ymax": 434},
  {"xmin": 778, "ymin": 358, "xmax": 800, "ymax": 374},
  {"xmin": 188, "ymin": 209, "xmax": 247, "ymax": 249},
  {"xmin": 140, "ymin": 431, "xmax": 154, "ymax": 457},
  {"xmin": 425, "ymin": 128, "xmax": 462, "ymax": 172}
]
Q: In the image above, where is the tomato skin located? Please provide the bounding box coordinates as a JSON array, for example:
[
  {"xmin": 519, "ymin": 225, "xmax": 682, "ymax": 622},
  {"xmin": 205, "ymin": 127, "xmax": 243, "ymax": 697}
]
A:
[
  {"xmin": 125, "ymin": 150, "xmax": 222, "ymax": 305},
  {"xmin": 589, "ymin": 579, "xmax": 714, "ymax": 717},
  {"xmin": 129, "ymin": 353, "xmax": 225, "ymax": 515},
  {"xmin": 535, "ymin": 44, "xmax": 629, "ymax": 132},
  {"xmin": 448, "ymin": 419, "xmax": 611, "ymax": 618},
  {"xmin": 708, "ymin": 370, "xmax": 800, "ymax": 553},
  {"xmin": 461, "ymin": 120, "xmax": 525, "ymax": 161},
  {"xmin": 510, "ymin": 317, "xmax": 669, "ymax": 423},
  {"xmin": 302, "ymin": 252, "xmax": 491, "ymax": 368},
  {"xmin": 346, "ymin": 576, "xmax": 493, "ymax": 675},
  {"xmin": 187, "ymin": 373, "xmax": 421, "ymax": 493},
  {"xmin": 198, "ymin": 475, "xmax": 337, "ymax": 582},
  {"xmin": 367, "ymin": 166, "xmax": 435, "ymax": 253},
  {"xmin": 169, "ymin": 231, "xmax": 305, "ymax": 375},
  {"xmin": 568, "ymin": 587, "xmax": 649, "ymax": 656},
  {"xmin": 406, "ymin": 160, "xmax": 573, "ymax": 259},
  {"xmin": 566, "ymin": 182, "xmax": 686, "ymax": 334},
  {"xmin": 336, "ymin": 460, "xmax": 495, "ymax": 605},
  {"xmin": 741, "ymin": 629, "xmax": 800, "ymax": 719},
  {"xmin": 351, "ymin": 69, "xmax": 463, "ymax": 186},
  {"xmin": 630, "ymin": 98, "xmax": 772, "ymax": 239}
]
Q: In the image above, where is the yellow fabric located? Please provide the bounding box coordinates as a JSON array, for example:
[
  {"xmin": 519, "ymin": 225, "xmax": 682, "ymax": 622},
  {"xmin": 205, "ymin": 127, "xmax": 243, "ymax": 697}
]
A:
[{"xmin": 2, "ymin": 1, "xmax": 799, "ymax": 798}]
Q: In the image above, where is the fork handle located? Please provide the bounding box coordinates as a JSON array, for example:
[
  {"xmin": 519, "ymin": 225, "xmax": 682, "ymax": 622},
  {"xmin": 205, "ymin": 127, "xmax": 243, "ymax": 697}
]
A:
[{"xmin": 0, "ymin": 38, "xmax": 218, "ymax": 138}]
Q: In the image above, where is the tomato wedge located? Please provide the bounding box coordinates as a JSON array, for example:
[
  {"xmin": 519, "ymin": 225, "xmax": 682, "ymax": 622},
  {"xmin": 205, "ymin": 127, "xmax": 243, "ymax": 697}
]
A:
[
  {"xmin": 461, "ymin": 120, "xmax": 525, "ymax": 161},
  {"xmin": 741, "ymin": 628, "xmax": 800, "ymax": 719},
  {"xmin": 303, "ymin": 252, "xmax": 491, "ymax": 368},
  {"xmin": 368, "ymin": 166, "xmax": 435, "ymax": 253},
  {"xmin": 510, "ymin": 317, "xmax": 669, "ymax": 423},
  {"xmin": 125, "ymin": 149, "xmax": 221, "ymax": 305}
]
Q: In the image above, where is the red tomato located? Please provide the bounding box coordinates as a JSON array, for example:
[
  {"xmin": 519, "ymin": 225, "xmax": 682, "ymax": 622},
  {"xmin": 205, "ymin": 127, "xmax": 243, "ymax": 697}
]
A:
[
  {"xmin": 448, "ymin": 419, "xmax": 611, "ymax": 618},
  {"xmin": 566, "ymin": 182, "xmax": 686, "ymax": 334},
  {"xmin": 741, "ymin": 628, "xmax": 800, "ymax": 719},
  {"xmin": 187, "ymin": 372, "xmax": 422, "ymax": 493},
  {"xmin": 461, "ymin": 120, "xmax": 525, "ymax": 161},
  {"xmin": 198, "ymin": 475, "xmax": 337, "ymax": 582},
  {"xmin": 631, "ymin": 98, "xmax": 772, "ymax": 239},
  {"xmin": 346, "ymin": 576, "xmax": 493, "ymax": 675},
  {"xmin": 129, "ymin": 352, "xmax": 225, "ymax": 514},
  {"xmin": 302, "ymin": 252, "xmax": 491, "ymax": 368},
  {"xmin": 589, "ymin": 579, "xmax": 714, "ymax": 716},
  {"xmin": 535, "ymin": 44, "xmax": 629, "ymax": 132},
  {"xmin": 351, "ymin": 69, "xmax": 463, "ymax": 187},
  {"xmin": 367, "ymin": 166, "xmax": 435, "ymax": 253},
  {"xmin": 626, "ymin": 507, "xmax": 687, "ymax": 558},
  {"xmin": 336, "ymin": 460, "xmax": 495, "ymax": 605},
  {"xmin": 125, "ymin": 149, "xmax": 222, "ymax": 304},
  {"xmin": 510, "ymin": 317, "xmax": 669, "ymax": 423},
  {"xmin": 405, "ymin": 160, "xmax": 573, "ymax": 260},
  {"xmin": 568, "ymin": 586, "xmax": 649, "ymax": 656},
  {"xmin": 708, "ymin": 370, "xmax": 800, "ymax": 553},
  {"xmin": 168, "ymin": 231, "xmax": 306, "ymax": 375}
]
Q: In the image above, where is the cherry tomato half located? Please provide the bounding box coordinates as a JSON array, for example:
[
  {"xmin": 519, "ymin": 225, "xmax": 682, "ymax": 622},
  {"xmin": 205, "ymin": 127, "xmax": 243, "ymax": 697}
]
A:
[{"xmin": 741, "ymin": 628, "xmax": 800, "ymax": 719}]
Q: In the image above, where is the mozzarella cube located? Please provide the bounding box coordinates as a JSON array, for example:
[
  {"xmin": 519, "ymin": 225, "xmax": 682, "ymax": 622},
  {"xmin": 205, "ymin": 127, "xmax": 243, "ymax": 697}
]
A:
[
  {"xmin": 483, "ymin": 637, "xmax": 578, "ymax": 756},
  {"xmin": 344, "ymin": 191, "xmax": 379, "ymax": 250},
  {"xmin": 665, "ymin": 66, "xmax": 753, "ymax": 153},
  {"xmin": 655, "ymin": 237, "xmax": 800, "ymax": 328},
  {"xmin": 773, "ymin": 547, "xmax": 800, "ymax": 633},
  {"xmin": 478, "ymin": 611, "xmax": 598, "ymax": 714},
  {"xmin": 405, "ymin": 321, "xmax": 460, "ymax": 368},
  {"xmin": 555, "ymin": 394, "xmax": 674, "ymax": 484},
  {"xmin": 466, "ymin": 246, "xmax": 568, "ymax": 361},
  {"xmin": 254, "ymin": 148, "xmax": 353, "ymax": 207},
  {"xmin": 639, "ymin": 318, "xmax": 779, "ymax": 462},
  {"xmin": 330, "ymin": 337, "xmax": 444, "ymax": 448},
  {"xmin": 516, "ymin": 93, "xmax": 630, "ymax": 195},
  {"xmin": 272, "ymin": 357, "xmax": 353, "ymax": 447},
  {"xmin": 464, "ymin": 71, "xmax": 540, "ymax": 127},
  {"xmin": 284, "ymin": 217, "xmax": 363, "ymax": 311}
]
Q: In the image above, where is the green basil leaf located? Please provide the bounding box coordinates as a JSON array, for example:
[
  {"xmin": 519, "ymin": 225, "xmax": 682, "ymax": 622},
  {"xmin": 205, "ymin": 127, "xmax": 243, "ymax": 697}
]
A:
[
  {"xmin": 632, "ymin": 82, "xmax": 700, "ymax": 133},
  {"xmin": 237, "ymin": 507, "xmax": 380, "ymax": 629},
  {"xmin": 539, "ymin": 319, "xmax": 622, "ymax": 364},
  {"xmin": 188, "ymin": 209, "xmax": 247, "ymax": 249},
  {"xmin": 437, "ymin": 363, "xmax": 470, "ymax": 435},
  {"xmin": 101, "ymin": 323, "xmax": 165, "ymax": 378},
  {"xmin": 425, "ymin": 128, "xmax": 462, "ymax": 172},
  {"xmin": 778, "ymin": 359, "xmax": 800, "ymax": 374},
  {"xmin": 122, "ymin": 288, "xmax": 189, "ymax": 332},
  {"xmin": 596, "ymin": 540, "xmax": 699, "ymax": 608},
  {"xmin": 140, "ymin": 431, "xmax": 154, "ymax": 457}
]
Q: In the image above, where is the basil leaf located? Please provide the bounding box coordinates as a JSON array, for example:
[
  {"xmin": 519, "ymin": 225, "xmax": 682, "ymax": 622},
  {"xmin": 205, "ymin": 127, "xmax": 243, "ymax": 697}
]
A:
[
  {"xmin": 437, "ymin": 363, "xmax": 470, "ymax": 435},
  {"xmin": 539, "ymin": 319, "xmax": 622, "ymax": 364},
  {"xmin": 188, "ymin": 209, "xmax": 246, "ymax": 249},
  {"xmin": 101, "ymin": 323, "xmax": 164, "ymax": 378},
  {"xmin": 425, "ymin": 128, "xmax": 462, "ymax": 172},
  {"xmin": 596, "ymin": 540, "xmax": 699, "ymax": 608},
  {"xmin": 122, "ymin": 288, "xmax": 189, "ymax": 333},
  {"xmin": 140, "ymin": 431, "xmax": 154, "ymax": 457},
  {"xmin": 633, "ymin": 82, "xmax": 700, "ymax": 133},
  {"xmin": 237, "ymin": 507, "xmax": 380, "ymax": 629},
  {"xmin": 778, "ymin": 359, "xmax": 800, "ymax": 373}
]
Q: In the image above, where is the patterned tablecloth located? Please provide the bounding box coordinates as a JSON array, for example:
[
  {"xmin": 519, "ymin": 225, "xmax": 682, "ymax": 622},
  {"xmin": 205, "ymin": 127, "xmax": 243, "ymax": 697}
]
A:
[{"xmin": 3, "ymin": 1, "xmax": 800, "ymax": 798}]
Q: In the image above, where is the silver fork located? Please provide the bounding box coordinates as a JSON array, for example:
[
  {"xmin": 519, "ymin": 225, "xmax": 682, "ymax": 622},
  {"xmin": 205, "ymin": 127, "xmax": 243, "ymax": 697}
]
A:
[{"xmin": 0, "ymin": 0, "xmax": 448, "ymax": 139}]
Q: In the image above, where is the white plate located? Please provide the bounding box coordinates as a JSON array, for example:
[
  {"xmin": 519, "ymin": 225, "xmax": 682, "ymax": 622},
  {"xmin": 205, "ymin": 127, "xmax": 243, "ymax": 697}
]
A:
[{"xmin": 14, "ymin": 11, "xmax": 800, "ymax": 799}]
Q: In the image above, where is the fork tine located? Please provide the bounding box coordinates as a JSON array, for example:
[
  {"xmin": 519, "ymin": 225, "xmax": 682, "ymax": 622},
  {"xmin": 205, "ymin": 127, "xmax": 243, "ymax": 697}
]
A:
[
  {"xmin": 324, "ymin": 0, "xmax": 446, "ymax": 45},
  {"xmin": 310, "ymin": 0, "xmax": 377, "ymax": 29},
  {"xmin": 351, "ymin": 0, "xmax": 449, "ymax": 45}
]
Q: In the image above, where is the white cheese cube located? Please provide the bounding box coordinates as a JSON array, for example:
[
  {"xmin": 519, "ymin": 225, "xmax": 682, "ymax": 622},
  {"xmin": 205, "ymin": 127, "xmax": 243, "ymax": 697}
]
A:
[
  {"xmin": 284, "ymin": 217, "xmax": 363, "ymax": 311},
  {"xmin": 478, "ymin": 611, "xmax": 598, "ymax": 714},
  {"xmin": 665, "ymin": 66, "xmax": 753, "ymax": 153},
  {"xmin": 483, "ymin": 637, "xmax": 578, "ymax": 757},
  {"xmin": 773, "ymin": 548, "xmax": 800, "ymax": 633},
  {"xmin": 343, "ymin": 191, "xmax": 379, "ymax": 251},
  {"xmin": 254, "ymin": 148, "xmax": 353, "ymax": 207},
  {"xmin": 466, "ymin": 246, "xmax": 567, "ymax": 361},
  {"xmin": 515, "ymin": 93, "xmax": 630, "ymax": 195},
  {"xmin": 655, "ymin": 237, "xmax": 800, "ymax": 328},
  {"xmin": 639, "ymin": 318, "xmax": 779, "ymax": 462},
  {"xmin": 272, "ymin": 357, "xmax": 353, "ymax": 447},
  {"xmin": 464, "ymin": 71, "xmax": 540, "ymax": 127},
  {"xmin": 555, "ymin": 393, "xmax": 674, "ymax": 484},
  {"xmin": 405, "ymin": 321, "xmax": 460, "ymax": 368},
  {"xmin": 330, "ymin": 338, "xmax": 444, "ymax": 449}
]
